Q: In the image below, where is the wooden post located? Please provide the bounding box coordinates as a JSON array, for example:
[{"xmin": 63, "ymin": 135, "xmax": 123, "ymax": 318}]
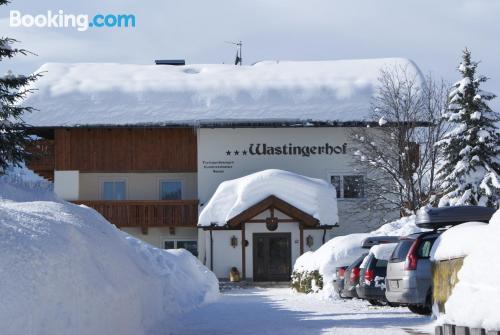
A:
[
  {"xmin": 299, "ymin": 222, "xmax": 304, "ymax": 255},
  {"xmin": 241, "ymin": 223, "xmax": 246, "ymax": 280}
]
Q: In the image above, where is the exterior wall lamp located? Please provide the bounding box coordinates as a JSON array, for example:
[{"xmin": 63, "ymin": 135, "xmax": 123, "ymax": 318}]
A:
[
  {"xmin": 230, "ymin": 235, "xmax": 238, "ymax": 248},
  {"xmin": 306, "ymin": 235, "xmax": 314, "ymax": 248}
]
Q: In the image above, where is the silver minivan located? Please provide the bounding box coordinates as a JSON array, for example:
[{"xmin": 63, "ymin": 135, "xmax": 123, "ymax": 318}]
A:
[{"xmin": 385, "ymin": 232, "xmax": 439, "ymax": 315}]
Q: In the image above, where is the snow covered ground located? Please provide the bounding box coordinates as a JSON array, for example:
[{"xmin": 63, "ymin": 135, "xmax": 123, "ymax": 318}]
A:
[
  {"xmin": 0, "ymin": 168, "xmax": 219, "ymax": 335},
  {"xmin": 169, "ymin": 287, "xmax": 432, "ymax": 335}
]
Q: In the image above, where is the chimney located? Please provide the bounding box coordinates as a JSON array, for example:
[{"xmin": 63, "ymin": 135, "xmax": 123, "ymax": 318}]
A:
[{"xmin": 154, "ymin": 59, "xmax": 185, "ymax": 66}]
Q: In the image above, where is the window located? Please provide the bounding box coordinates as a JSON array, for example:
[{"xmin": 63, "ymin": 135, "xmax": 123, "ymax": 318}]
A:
[
  {"xmin": 329, "ymin": 175, "xmax": 365, "ymax": 199},
  {"xmin": 159, "ymin": 180, "xmax": 182, "ymax": 200},
  {"xmin": 330, "ymin": 176, "xmax": 341, "ymax": 199},
  {"xmin": 102, "ymin": 180, "xmax": 126, "ymax": 200},
  {"xmin": 375, "ymin": 259, "xmax": 388, "ymax": 268},
  {"xmin": 164, "ymin": 240, "xmax": 198, "ymax": 257},
  {"xmin": 164, "ymin": 241, "xmax": 175, "ymax": 249},
  {"xmin": 417, "ymin": 237, "xmax": 437, "ymax": 259},
  {"xmin": 390, "ymin": 239, "xmax": 415, "ymax": 262}
]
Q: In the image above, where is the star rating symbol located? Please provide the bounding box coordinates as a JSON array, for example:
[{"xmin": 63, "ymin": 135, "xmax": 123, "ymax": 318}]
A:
[
  {"xmin": 242, "ymin": 150, "xmax": 247, "ymax": 155},
  {"xmin": 226, "ymin": 150, "xmax": 231, "ymax": 156},
  {"xmin": 234, "ymin": 150, "xmax": 240, "ymax": 155}
]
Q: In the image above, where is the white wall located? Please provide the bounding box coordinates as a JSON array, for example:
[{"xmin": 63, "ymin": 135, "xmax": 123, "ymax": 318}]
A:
[
  {"xmin": 205, "ymin": 209, "xmax": 333, "ymax": 279},
  {"xmin": 121, "ymin": 227, "xmax": 198, "ymax": 249},
  {"xmin": 79, "ymin": 172, "xmax": 197, "ymax": 200},
  {"xmin": 54, "ymin": 170, "xmax": 79, "ymax": 200},
  {"xmin": 197, "ymin": 127, "xmax": 389, "ymax": 236}
]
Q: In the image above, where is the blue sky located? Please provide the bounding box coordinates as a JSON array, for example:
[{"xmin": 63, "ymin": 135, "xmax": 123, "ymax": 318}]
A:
[{"xmin": 1, "ymin": 0, "xmax": 499, "ymax": 109}]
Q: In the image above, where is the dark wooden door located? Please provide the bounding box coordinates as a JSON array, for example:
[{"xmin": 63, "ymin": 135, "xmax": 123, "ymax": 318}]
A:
[{"xmin": 253, "ymin": 233, "xmax": 291, "ymax": 282}]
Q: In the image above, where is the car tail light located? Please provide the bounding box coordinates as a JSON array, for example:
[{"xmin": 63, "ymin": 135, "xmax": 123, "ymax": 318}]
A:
[
  {"xmin": 350, "ymin": 267, "xmax": 360, "ymax": 284},
  {"xmin": 364, "ymin": 269, "xmax": 374, "ymax": 283},
  {"xmin": 404, "ymin": 239, "xmax": 421, "ymax": 271},
  {"xmin": 337, "ymin": 267, "xmax": 346, "ymax": 280}
]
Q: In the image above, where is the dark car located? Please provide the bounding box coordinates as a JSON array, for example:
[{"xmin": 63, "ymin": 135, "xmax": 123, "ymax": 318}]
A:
[
  {"xmin": 341, "ymin": 253, "xmax": 368, "ymax": 298},
  {"xmin": 334, "ymin": 236, "xmax": 399, "ymax": 299},
  {"xmin": 356, "ymin": 251, "xmax": 393, "ymax": 306}
]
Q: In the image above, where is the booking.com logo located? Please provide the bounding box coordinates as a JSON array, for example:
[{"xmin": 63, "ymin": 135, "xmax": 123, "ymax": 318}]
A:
[{"xmin": 9, "ymin": 10, "xmax": 136, "ymax": 32}]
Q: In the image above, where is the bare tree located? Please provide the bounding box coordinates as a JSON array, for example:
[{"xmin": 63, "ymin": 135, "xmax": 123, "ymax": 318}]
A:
[{"xmin": 349, "ymin": 66, "xmax": 449, "ymax": 222}]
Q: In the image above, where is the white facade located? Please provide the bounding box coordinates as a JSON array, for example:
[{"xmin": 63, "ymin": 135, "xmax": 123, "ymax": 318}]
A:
[
  {"xmin": 51, "ymin": 126, "xmax": 392, "ymax": 280},
  {"xmin": 204, "ymin": 208, "xmax": 330, "ymax": 279},
  {"xmin": 197, "ymin": 127, "xmax": 389, "ymax": 280},
  {"xmin": 197, "ymin": 127, "xmax": 381, "ymax": 235}
]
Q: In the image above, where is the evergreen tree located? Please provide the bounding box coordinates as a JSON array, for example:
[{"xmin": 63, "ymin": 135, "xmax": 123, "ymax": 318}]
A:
[
  {"xmin": 0, "ymin": 0, "xmax": 40, "ymax": 174},
  {"xmin": 436, "ymin": 48, "xmax": 500, "ymax": 208}
]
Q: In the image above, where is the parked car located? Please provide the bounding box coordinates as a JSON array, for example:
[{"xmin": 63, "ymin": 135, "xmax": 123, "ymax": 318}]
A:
[
  {"xmin": 385, "ymin": 231, "xmax": 439, "ymax": 314},
  {"xmin": 356, "ymin": 243, "xmax": 397, "ymax": 306},
  {"xmin": 385, "ymin": 206, "xmax": 496, "ymax": 315},
  {"xmin": 334, "ymin": 236, "xmax": 399, "ymax": 299},
  {"xmin": 341, "ymin": 253, "xmax": 368, "ymax": 298},
  {"xmin": 333, "ymin": 266, "xmax": 348, "ymax": 297}
]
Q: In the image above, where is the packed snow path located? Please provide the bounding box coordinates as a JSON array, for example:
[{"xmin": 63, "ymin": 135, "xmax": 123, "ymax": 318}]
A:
[{"xmin": 169, "ymin": 287, "xmax": 431, "ymax": 335}]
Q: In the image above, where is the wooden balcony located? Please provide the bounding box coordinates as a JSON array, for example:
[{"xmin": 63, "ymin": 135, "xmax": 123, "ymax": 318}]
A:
[
  {"xmin": 26, "ymin": 139, "xmax": 55, "ymax": 181},
  {"xmin": 73, "ymin": 200, "xmax": 199, "ymax": 233}
]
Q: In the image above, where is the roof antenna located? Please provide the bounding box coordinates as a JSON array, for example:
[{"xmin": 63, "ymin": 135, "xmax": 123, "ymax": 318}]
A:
[{"xmin": 225, "ymin": 41, "xmax": 242, "ymax": 65}]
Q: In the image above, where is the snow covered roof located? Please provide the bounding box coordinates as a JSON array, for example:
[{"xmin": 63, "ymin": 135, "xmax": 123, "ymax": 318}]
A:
[
  {"xmin": 198, "ymin": 169, "xmax": 338, "ymax": 227},
  {"xmin": 22, "ymin": 58, "xmax": 423, "ymax": 127}
]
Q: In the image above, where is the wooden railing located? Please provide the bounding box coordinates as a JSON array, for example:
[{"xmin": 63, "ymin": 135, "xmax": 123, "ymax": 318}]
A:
[
  {"xmin": 26, "ymin": 139, "xmax": 55, "ymax": 171},
  {"xmin": 73, "ymin": 200, "xmax": 199, "ymax": 230}
]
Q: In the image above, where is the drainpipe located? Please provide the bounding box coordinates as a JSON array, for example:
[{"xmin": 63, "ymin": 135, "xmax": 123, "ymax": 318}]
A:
[{"xmin": 210, "ymin": 229, "xmax": 214, "ymax": 271}]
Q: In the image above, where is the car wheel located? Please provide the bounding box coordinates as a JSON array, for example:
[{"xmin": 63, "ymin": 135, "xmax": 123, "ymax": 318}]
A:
[
  {"xmin": 368, "ymin": 299, "xmax": 383, "ymax": 306},
  {"xmin": 408, "ymin": 304, "xmax": 432, "ymax": 315}
]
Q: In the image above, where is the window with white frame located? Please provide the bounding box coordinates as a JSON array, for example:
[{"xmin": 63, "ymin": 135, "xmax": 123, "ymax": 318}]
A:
[
  {"xmin": 164, "ymin": 240, "xmax": 198, "ymax": 256},
  {"xmin": 329, "ymin": 175, "xmax": 365, "ymax": 199},
  {"xmin": 101, "ymin": 180, "xmax": 126, "ymax": 200},
  {"xmin": 159, "ymin": 180, "xmax": 182, "ymax": 200}
]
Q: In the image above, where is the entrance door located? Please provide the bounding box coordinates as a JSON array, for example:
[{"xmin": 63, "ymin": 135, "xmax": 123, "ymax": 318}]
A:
[{"xmin": 253, "ymin": 233, "xmax": 292, "ymax": 282}]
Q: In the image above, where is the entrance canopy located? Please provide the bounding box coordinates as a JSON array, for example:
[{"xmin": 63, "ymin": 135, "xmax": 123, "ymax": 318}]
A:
[{"xmin": 198, "ymin": 169, "xmax": 339, "ymax": 227}]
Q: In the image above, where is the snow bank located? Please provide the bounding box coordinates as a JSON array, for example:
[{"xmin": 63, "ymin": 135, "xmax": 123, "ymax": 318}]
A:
[
  {"xmin": 430, "ymin": 222, "xmax": 488, "ymax": 261},
  {"xmin": 432, "ymin": 209, "xmax": 500, "ymax": 331},
  {"xmin": 22, "ymin": 58, "xmax": 423, "ymax": 126},
  {"xmin": 0, "ymin": 173, "xmax": 218, "ymax": 335},
  {"xmin": 0, "ymin": 165, "xmax": 56, "ymax": 202},
  {"xmin": 370, "ymin": 243, "xmax": 398, "ymax": 261},
  {"xmin": 198, "ymin": 169, "xmax": 338, "ymax": 226},
  {"xmin": 293, "ymin": 215, "xmax": 424, "ymax": 297}
]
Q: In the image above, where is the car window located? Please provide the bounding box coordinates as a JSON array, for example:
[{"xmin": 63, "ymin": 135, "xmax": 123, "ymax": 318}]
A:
[
  {"xmin": 347, "ymin": 253, "xmax": 368, "ymax": 270},
  {"xmin": 375, "ymin": 259, "xmax": 388, "ymax": 267},
  {"xmin": 417, "ymin": 236, "xmax": 437, "ymax": 258},
  {"xmin": 390, "ymin": 239, "xmax": 414, "ymax": 262}
]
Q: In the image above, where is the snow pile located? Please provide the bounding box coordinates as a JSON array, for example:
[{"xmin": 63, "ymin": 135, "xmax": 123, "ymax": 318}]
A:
[
  {"xmin": 198, "ymin": 169, "xmax": 338, "ymax": 226},
  {"xmin": 294, "ymin": 233, "xmax": 369, "ymax": 274},
  {"xmin": 293, "ymin": 215, "xmax": 424, "ymax": 297},
  {"xmin": 372, "ymin": 215, "xmax": 423, "ymax": 237},
  {"xmin": 370, "ymin": 243, "xmax": 398, "ymax": 261},
  {"xmin": 0, "ymin": 174, "xmax": 218, "ymax": 335},
  {"xmin": 22, "ymin": 58, "xmax": 423, "ymax": 126},
  {"xmin": 0, "ymin": 165, "xmax": 56, "ymax": 202},
  {"xmin": 430, "ymin": 222, "xmax": 488, "ymax": 261},
  {"xmin": 431, "ymin": 210, "xmax": 500, "ymax": 330}
]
